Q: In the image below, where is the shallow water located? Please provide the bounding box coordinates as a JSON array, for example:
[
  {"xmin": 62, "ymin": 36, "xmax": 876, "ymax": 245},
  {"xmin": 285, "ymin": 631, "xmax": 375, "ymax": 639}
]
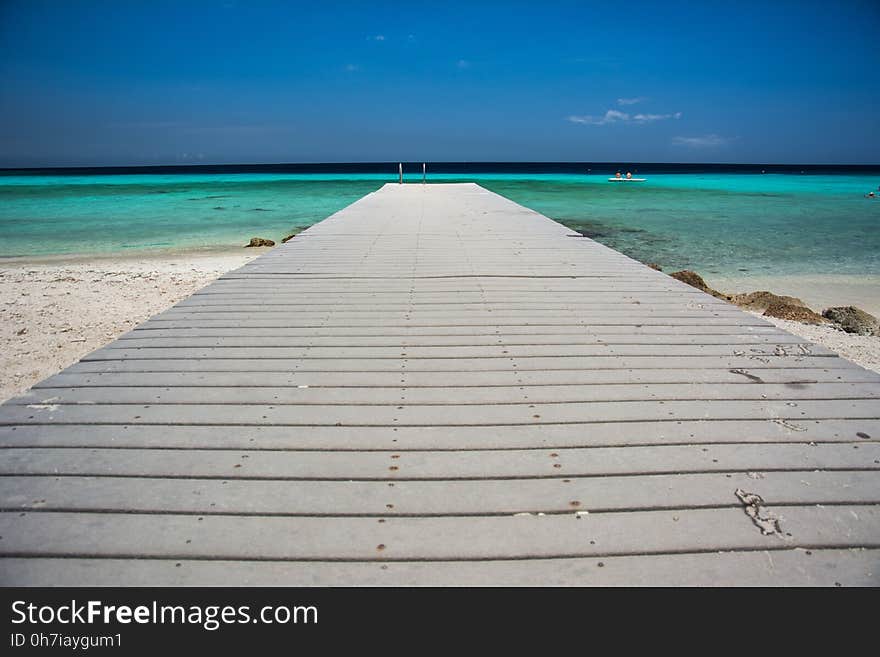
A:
[
  {"xmin": 1, "ymin": 171, "xmax": 878, "ymax": 281},
  {"xmin": 0, "ymin": 175, "xmax": 383, "ymax": 257},
  {"xmin": 476, "ymin": 173, "xmax": 880, "ymax": 277}
]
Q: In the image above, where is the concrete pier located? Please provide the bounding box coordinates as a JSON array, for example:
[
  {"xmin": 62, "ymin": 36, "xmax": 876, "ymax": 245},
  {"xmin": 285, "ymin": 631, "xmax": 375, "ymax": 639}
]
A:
[{"xmin": 1, "ymin": 183, "xmax": 878, "ymax": 585}]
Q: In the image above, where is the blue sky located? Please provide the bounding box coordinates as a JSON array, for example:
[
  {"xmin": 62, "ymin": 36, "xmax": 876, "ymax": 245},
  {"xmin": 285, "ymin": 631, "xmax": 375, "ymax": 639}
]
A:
[{"xmin": 0, "ymin": 0, "xmax": 877, "ymax": 166}]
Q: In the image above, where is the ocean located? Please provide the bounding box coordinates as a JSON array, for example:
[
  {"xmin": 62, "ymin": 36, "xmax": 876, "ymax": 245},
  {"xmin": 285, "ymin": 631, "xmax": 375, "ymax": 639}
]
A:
[{"xmin": 1, "ymin": 164, "xmax": 878, "ymax": 282}]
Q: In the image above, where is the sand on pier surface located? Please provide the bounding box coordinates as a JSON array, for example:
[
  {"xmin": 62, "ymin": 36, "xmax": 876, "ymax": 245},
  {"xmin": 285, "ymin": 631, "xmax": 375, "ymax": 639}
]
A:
[
  {"xmin": 0, "ymin": 249, "xmax": 264, "ymax": 402},
  {"xmin": 1, "ymin": 251, "xmax": 879, "ymax": 402}
]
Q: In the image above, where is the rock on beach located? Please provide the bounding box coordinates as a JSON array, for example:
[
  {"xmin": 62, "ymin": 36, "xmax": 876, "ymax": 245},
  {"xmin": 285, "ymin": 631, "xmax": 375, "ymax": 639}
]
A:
[
  {"xmin": 245, "ymin": 237, "xmax": 275, "ymax": 247},
  {"xmin": 669, "ymin": 270, "xmax": 730, "ymax": 300},
  {"xmin": 730, "ymin": 290, "xmax": 807, "ymax": 312},
  {"xmin": 763, "ymin": 301, "xmax": 826, "ymax": 324},
  {"xmin": 822, "ymin": 306, "xmax": 880, "ymax": 336}
]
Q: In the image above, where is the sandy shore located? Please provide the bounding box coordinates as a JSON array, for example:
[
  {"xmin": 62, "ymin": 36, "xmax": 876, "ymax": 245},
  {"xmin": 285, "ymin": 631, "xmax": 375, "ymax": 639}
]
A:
[
  {"xmin": 706, "ymin": 273, "xmax": 880, "ymax": 318},
  {"xmin": 2, "ymin": 252, "xmax": 879, "ymax": 403},
  {"xmin": 748, "ymin": 313, "xmax": 880, "ymax": 374},
  {"xmin": 705, "ymin": 273, "xmax": 880, "ymax": 373},
  {"xmin": 0, "ymin": 250, "xmax": 264, "ymax": 402}
]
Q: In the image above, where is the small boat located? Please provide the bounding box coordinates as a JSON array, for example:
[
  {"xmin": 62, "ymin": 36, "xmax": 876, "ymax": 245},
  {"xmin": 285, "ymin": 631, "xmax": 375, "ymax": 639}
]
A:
[{"xmin": 608, "ymin": 177, "xmax": 646, "ymax": 182}]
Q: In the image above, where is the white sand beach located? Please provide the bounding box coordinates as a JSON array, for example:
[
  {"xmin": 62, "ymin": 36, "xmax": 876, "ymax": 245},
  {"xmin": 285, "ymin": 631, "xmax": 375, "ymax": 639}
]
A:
[
  {"xmin": 0, "ymin": 250, "xmax": 264, "ymax": 402},
  {"xmin": 2, "ymin": 249, "xmax": 879, "ymax": 403}
]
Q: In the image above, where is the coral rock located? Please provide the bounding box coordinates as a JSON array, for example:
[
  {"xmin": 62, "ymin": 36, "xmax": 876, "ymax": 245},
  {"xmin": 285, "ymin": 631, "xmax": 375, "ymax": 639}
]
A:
[
  {"xmin": 822, "ymin": 306, "xmax": 880, "ymax": 336},
  {"xmin": 245, "ymin": 237, "xmax": 275, "ymax": 248},
  {"xmin": 669, "ymin": 270, "xmax": 729, "ymax": 300},
  {"xmin": 763, "ymin": 301, "xmax": 826, "ymax": 324},
  {"xmin": 732, "ymin": 291, "xmax": 807, "ymax": 312}
]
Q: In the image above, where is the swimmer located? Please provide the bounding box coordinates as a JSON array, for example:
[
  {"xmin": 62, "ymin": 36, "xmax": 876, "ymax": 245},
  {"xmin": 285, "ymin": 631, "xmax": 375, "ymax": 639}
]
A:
[{"xmin": 615, "ymin": 171, "xmax": 622, "ymax": 179}]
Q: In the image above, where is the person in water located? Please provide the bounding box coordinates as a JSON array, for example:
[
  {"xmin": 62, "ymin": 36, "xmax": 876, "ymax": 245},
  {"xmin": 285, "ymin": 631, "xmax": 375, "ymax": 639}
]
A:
[
  {"xmin": 626, "ymin": 172, "xmax": 633, "ymax": 179},
  {"xmin": 615, "ymin": 171, "xmax": 622, "ymax": 179}
]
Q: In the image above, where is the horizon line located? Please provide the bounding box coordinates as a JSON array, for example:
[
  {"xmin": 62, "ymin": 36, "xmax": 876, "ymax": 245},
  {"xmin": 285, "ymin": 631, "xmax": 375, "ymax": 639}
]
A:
[{"xmin": 2, "ymin": 160, "xmax": 880, "ymax": 173}]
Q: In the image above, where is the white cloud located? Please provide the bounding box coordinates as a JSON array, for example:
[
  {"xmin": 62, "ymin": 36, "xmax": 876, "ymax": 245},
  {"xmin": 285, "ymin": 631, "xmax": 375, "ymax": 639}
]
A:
[
  {"xmin": 456, "ymin": 59, "xmax": 470, "ymax": 68},
  {"xmin": 369, "ymin": 35, "xmax": 385, "ymax": 41},
  {"xmin": 568, "ymin": 109, "xmax": 681, "ymax": 126},
  {"xmin": 672, "ymin": 134, "xmax": 732, "ymax": 148},
  {"xmin": 567, "ymin": 109, "xmax": 629, "ymax": 125},
  {"xmin": 617, "ymin": 96, "xmax": 647, "ymax": 106},
  {"xmin": 345, "ymin": 64, "xmax": 360, "ymax": 72},
  {"xmin": 633, "ymin": 112, "xmax": 682, "ymax": 122}
]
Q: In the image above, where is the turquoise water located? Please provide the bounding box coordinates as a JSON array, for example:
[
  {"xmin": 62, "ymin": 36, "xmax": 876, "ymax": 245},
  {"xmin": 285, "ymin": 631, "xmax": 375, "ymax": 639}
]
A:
[
  {"xmin": 0, "ymin": 174, "xmax": 384, "ymax": 257},
  {"xmin": 1, "ymin": 172, "xmax": 878, "ymax": 277}
]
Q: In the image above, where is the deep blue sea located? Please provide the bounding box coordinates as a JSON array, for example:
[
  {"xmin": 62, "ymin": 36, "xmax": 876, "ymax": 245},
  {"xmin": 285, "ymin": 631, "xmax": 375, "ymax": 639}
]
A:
[{"xmin": 1, "ymin": 163, "xmax": 878, "ymax": 279}]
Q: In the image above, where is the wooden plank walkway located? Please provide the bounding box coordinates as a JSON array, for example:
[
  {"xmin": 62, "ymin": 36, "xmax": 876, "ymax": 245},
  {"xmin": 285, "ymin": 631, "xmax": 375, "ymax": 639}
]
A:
[{"xmin": 1, "ymin": 182, "xmax": 878, "ymax": 585}]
